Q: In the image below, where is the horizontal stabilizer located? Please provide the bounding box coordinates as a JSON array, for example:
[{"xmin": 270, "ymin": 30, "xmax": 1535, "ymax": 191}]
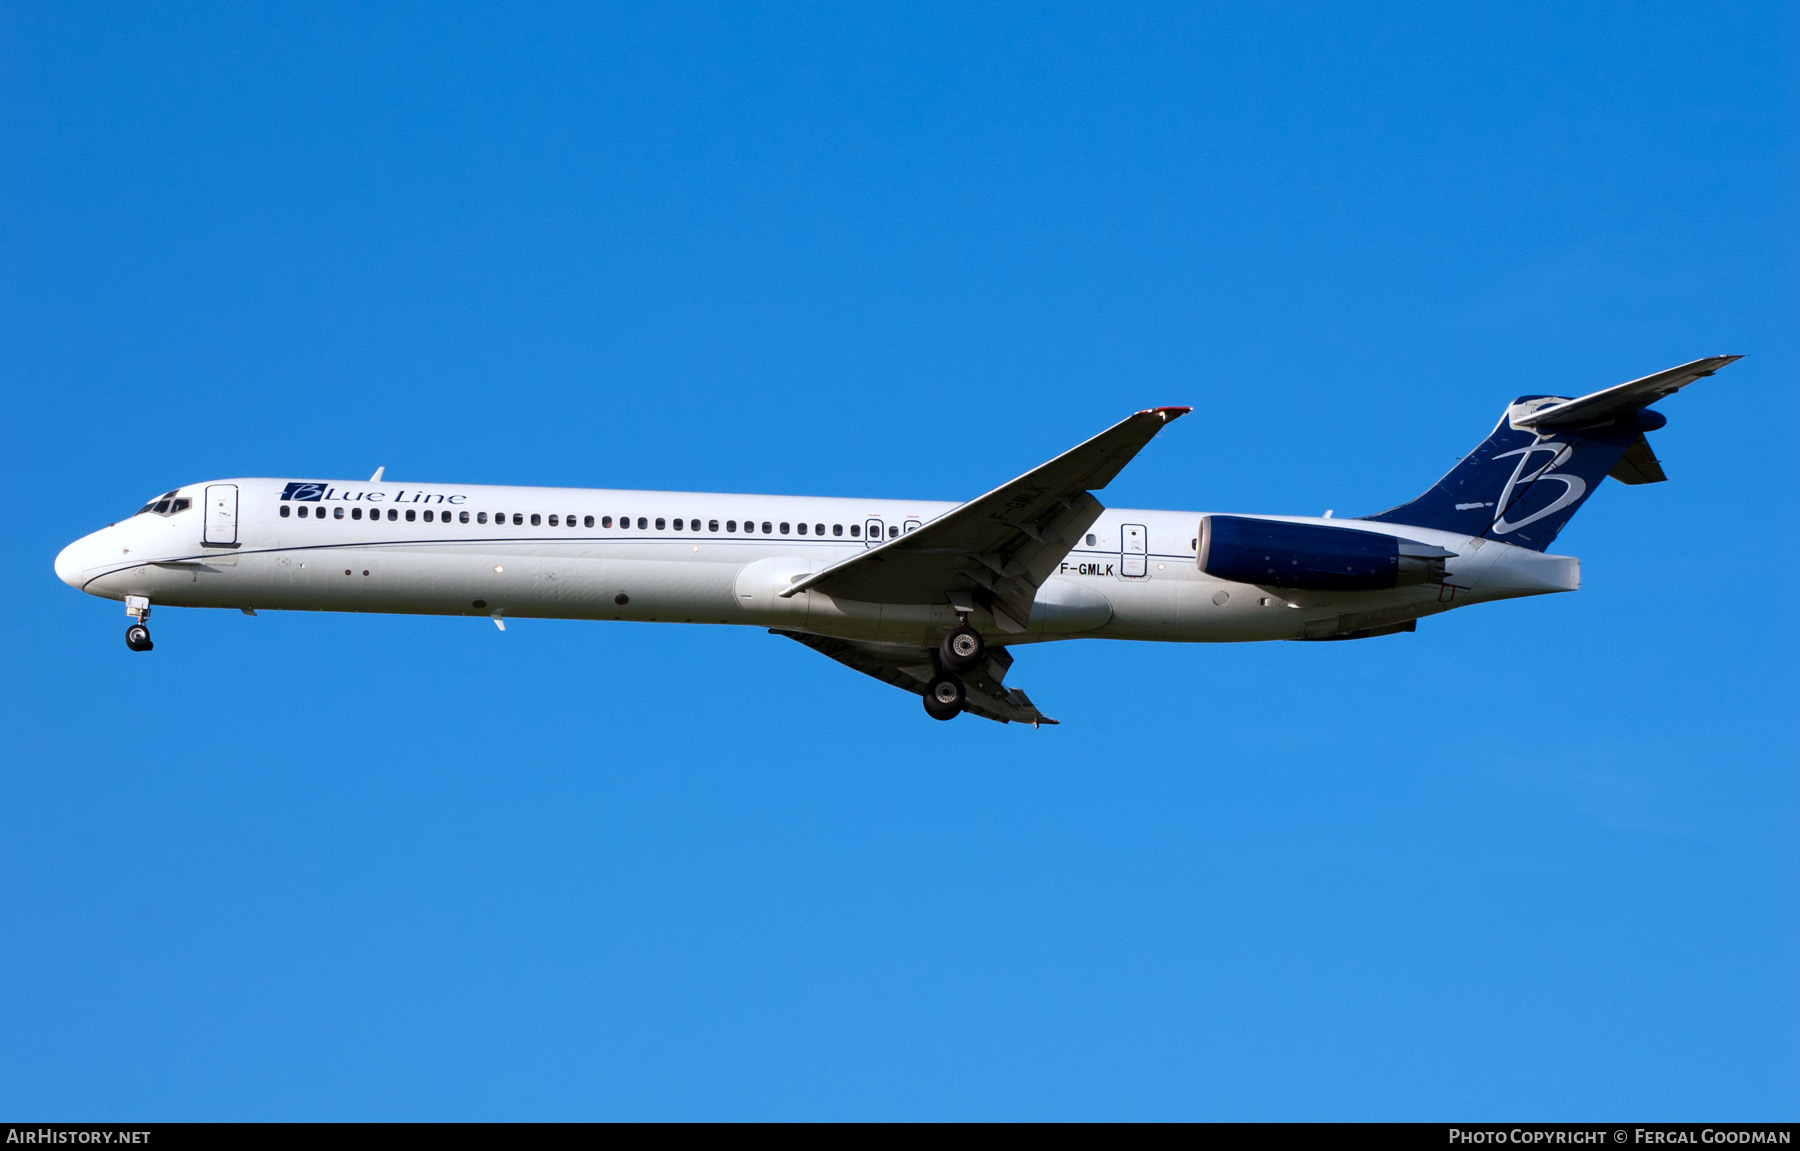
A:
[
  {"xmin": 1514, "ymin": 355, "xmax": 1741, "ymax": 429},
  {"xmin": 1607, "ymin": 435, "xmax": 1667, "ymax": 485}
]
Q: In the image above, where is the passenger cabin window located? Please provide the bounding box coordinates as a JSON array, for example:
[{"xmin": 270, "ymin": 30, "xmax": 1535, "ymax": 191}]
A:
[
  {"xmin": 850, "ymin": 525, "xmax": 860, "ymax": 537},
  {"xmin": 460, "ymin": 511, "xmax": 470, "ymax": 524},
  {"xmin": 673, "ymin": 518, "xmax": 683, "ymax": 530},
  {"xmin": 548, "ymin": 514, "xmax": 558, "ymax": 526},
  {"xmin": 280, "ymin": 505, "xmax": 291, "ymax": 518},
  {"xmin": 602, "ymin": 516, "xmax": 612, "ymax": 528},
  {"xmin": 709, "ymin": 519, "xmax": 719, "ymax": 532},
  {"xmin": 298, "ymin": 506, "xmax": 309, "ymax": 518},
  {"xmin": 655, "ymin": 517, "xmax": 666, "ymax": 530},
  {"xmin": 334, "ymin": 507, "xmax": 344, "ymax": 519},
  {"xmin": 762, "ymin": 522, "xmax": 773, "ymax": 534},
  {"xmin": 832, "ymin": 524, "xmax": 842, "ymax": 536},
  {"xmin": 815, "ymin": 523, "xmax": 825, "ymax": 535},
  {"xmin": 423, "ymin": 510, "xmax": 434, "ymax": 522},
  {"xmin": 727, "ymin": 520, "xmax": 737, "ymax": 532},
  {"xmin": 405, "ymin": 509, "xmax": 416, "ymax": 522},
  {"xmin": 585, "ymin": 515, "xmax": 594, "ymax": 528},
  {"xmin": 636, "ymin": 517, "xmax": 647, "ymax": 529},
  {"xmin": 797, "ymin": 522, "xmax": 807, "ymax": 535},
  {"xmin": 530, "ymin": 514, "xmax": 541, "ymax": 526},
  {"xmin": 514, "ymin": 514, "xmax": 524, "ymax": 526}
]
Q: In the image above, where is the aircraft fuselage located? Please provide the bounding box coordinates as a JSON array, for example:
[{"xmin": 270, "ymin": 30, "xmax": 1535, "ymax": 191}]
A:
[{"xmin": 56, "ymin": 476, "xmax": 1572, "ymax": 648}]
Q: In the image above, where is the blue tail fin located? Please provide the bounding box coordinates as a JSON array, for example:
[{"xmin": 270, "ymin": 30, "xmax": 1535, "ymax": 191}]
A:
[
  {"xmin": 1361, "ymin": 397, "xmax": 1664, "ymax": 550},
  {"xmin": 1362, "ymin": 357, "xmax": 1738, "ymax": 549}
]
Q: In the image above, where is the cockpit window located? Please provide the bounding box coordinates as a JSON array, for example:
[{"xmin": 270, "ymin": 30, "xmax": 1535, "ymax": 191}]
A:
[{"xmin": 134, "ymin": 491, "xmax": 191, "ymax": 517}]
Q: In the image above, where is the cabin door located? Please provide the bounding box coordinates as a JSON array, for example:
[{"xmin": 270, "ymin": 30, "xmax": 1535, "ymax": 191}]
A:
[
  {"xmin": 203, "ymin": 484, "xmax": 239, "ymax": 547},
  {"xmin": 865, "ymin": 518, "xmax": 885, "ymax": 548},
  {"xmin": 1121, "ymin": 523, "xmax": 1147, "ymax": 578}
]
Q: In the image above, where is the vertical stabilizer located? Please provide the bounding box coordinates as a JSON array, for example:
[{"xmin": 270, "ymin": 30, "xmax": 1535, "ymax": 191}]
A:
[{"xmin": 1362, "ymin": 357, "xmax": 1738, "ymax": 549}]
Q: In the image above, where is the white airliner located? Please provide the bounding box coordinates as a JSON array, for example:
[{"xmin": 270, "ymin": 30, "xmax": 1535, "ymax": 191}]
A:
[{"xmin": 55, "ymin": 356, "xmax": 1737, "ymax": 724}]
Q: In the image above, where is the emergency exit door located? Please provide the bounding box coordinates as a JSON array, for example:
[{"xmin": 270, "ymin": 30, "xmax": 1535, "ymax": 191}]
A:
[
  {"xmin": 1121, "ymin": 523, "xmax": 1147, "ymax": 577},
  {"xmin": 203, "ymin": 484, "xmax": 239, "ymax": 547}
]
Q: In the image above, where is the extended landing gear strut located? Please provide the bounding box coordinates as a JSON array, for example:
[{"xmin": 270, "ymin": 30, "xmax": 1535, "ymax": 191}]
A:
[
  {"xmin": 124, "ymin": 596, "xmax": 153, "ymax": 652},
  {"xmin": 922, "ymin": 619, "xmax": 986, "ymax": 720}
]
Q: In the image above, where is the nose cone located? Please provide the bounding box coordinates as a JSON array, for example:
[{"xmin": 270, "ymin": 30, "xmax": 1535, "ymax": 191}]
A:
[{"xmin": 55, "ymin": 530, "xmax": 109, "ymax": 590}]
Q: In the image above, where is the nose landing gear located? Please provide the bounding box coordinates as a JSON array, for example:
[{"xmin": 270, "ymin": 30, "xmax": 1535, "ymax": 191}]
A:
[{"xmin": 123, "ymin": 595, "xmax": 153, "ymax": 652}]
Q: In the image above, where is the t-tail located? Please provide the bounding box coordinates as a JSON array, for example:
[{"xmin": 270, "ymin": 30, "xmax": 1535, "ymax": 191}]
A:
[{"xmin": 1362, "ymin": 356, "xmax": 1741, "ymax": 550}]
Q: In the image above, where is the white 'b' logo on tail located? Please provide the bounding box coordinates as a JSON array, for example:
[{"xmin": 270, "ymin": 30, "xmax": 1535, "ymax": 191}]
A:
[{"xmin": 1491, "ymin": 439, "xmax": 1587, "ymax": 535}]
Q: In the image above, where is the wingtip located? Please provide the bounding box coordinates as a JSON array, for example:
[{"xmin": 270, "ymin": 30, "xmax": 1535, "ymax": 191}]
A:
[
  {"xmin": 1142, "ymin": 405, "xmax": 1192, "ymax": 422},
  {"xmin": 1693, "ymin": 354, "xmax": 1745, "ymax": 378}
]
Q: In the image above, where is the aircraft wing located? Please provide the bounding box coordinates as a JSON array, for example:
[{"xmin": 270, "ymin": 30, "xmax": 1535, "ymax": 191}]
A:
[
  {"xmin": 781, "ymin": 406, "xmax": 1190, "ymax": 632},
  {"xmin": 772, "ymin": 629, "xmax": 1057, "ymax": 725},
  {"xmin": 1515, "ymin": 355, "xmax": 1742, "ymax": 429}
]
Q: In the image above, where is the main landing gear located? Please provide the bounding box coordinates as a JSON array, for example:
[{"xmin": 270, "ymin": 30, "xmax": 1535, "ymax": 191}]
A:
[
  {"xmin": 923, "ymin": 674, "xmax": 965, "ymax": 721},
  {"xmin": 124, "ymin": 595, "xmax": 153, "ymax": 652},
  {"xmin": 939, "ymin": 624, "xmax": 985, "ymax": 673},
  {"xmin": 921, "ymin": 621, "xmax": 986, "ymax": 721}
]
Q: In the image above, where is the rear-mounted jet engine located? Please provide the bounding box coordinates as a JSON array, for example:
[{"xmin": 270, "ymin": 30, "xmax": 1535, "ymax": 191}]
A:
[{"xmin": 1196, "ymin": 515, "xmax": 1452, "ymax": 592}]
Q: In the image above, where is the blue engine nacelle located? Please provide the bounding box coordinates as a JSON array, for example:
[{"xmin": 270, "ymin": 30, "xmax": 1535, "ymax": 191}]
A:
[{"xmin": 1197, "ymin": 515, "xmax": 1450, "ymax": 592}]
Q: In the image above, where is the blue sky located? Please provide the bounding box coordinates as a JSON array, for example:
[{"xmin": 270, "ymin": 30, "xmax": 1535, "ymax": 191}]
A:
[{"xmin": 2, "ymin": 2, "xmax": 1794, "ymax": 1120}]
